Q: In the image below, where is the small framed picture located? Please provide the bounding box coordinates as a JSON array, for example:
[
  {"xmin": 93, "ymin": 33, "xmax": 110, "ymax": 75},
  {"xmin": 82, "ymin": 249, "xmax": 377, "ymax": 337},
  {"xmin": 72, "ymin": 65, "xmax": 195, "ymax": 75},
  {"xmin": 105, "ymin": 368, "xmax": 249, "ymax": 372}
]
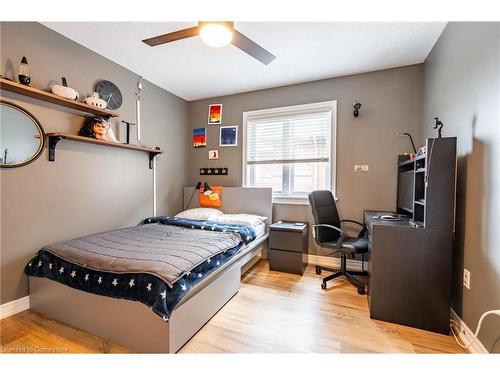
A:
[
  {"xmin": 220, "ymin": 126, "xmax": 238, "ymax": 147},
  {"xmin": 193, "ymin": 127, "xmax": 206, "ymax": 148},
  {"xmin": 208, "ymin": 104, "xmax": 222, "ymax": 125},
  {"xmin": 208, "ymin": 149, "xmax": 220, "ymax": 160}
]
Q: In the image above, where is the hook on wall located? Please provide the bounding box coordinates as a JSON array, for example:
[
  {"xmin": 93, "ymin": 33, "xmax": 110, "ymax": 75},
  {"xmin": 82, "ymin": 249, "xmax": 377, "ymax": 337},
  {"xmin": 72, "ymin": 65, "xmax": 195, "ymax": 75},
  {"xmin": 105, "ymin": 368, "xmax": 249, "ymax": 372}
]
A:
[
  {"xmin": 200, "ymin": 167, "xmax": 228, "ymax": 175},
  {"xmin": 353, "ymin": 102, "xmax": 362, "ymax": 118}
]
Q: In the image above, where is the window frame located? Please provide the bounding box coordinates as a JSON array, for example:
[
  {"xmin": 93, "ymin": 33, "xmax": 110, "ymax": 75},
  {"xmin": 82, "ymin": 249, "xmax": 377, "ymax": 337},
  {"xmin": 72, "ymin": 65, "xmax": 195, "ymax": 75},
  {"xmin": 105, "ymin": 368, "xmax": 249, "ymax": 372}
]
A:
[{"xmin": 242, "ymin": 100, "xmax": 337, "ymax": 204}]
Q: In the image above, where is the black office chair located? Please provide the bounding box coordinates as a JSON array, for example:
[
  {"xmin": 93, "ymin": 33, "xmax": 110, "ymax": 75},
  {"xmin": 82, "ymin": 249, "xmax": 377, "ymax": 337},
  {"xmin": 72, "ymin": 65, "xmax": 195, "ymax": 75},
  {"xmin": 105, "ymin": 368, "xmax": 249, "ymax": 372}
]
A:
[{"xmin": 308, "ymin": 190, "xmax": 368, "ymax": 294}]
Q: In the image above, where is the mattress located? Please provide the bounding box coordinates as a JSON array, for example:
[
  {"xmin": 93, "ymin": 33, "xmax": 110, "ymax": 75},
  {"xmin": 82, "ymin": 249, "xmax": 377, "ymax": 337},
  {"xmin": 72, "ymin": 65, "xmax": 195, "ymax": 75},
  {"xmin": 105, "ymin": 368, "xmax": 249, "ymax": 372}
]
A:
[
  {"xmin": 25, "ymin": 217, "xmax": 257, "ymax": 321},
  {"xmin": 252, "ymin": 222, "xmax": 266, "ymax": 238},
  {"xmin": 41, "ymin": 223, "xmax": 242, "ymax": 287}
]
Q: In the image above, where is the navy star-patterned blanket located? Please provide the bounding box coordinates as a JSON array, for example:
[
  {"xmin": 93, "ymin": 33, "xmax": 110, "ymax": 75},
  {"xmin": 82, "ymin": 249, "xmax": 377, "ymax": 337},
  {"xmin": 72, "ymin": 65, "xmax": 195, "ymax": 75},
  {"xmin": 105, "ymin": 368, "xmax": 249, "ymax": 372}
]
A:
[{"xmin": 25, "ymin": 217, "xmax": 256, "ymax": 322}]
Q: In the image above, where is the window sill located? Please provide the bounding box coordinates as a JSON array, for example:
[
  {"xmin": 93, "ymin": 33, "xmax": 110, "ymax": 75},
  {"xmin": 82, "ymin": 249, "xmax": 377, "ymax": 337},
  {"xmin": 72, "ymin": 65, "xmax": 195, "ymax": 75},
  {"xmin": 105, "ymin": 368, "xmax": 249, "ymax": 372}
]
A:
[{"xmin": 272, "ymin": 196, "xmax": 310, "ymax": 205}]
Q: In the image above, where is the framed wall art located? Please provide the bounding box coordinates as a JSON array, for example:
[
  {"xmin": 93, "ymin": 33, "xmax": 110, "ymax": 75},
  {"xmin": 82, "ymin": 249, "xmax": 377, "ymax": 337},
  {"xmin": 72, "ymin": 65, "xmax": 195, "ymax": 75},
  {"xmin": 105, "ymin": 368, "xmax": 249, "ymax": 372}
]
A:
[
  {"xmin": 219, "ymin": 126, "xmax": 237, "ymax": 147},
  {"xmin": 208, "ymin": 104, "xmax": 222, "ymax": 125},
  {"xmin": 193, "ymin": 127, "xmax": 206, "ymax": 148},
  {"xmin": 208, "ymin": 149, "xmax": 220, "ymax": 159}
]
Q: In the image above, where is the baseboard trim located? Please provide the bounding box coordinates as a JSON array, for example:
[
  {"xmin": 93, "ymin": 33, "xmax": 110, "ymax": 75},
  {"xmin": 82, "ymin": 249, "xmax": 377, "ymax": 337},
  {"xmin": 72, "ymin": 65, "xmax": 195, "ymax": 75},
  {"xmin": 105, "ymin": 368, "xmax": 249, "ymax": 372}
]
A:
[
  {"xmin": 308, "ymin": 254, "xmax": 364, "ymax": 272},
  {"xmin": 0, "ymin": 296, "xmax": 30, "ymax": 320},
  {"xmin": 450, "ymin": 308, "xmax": 488, "ymax": 354}
]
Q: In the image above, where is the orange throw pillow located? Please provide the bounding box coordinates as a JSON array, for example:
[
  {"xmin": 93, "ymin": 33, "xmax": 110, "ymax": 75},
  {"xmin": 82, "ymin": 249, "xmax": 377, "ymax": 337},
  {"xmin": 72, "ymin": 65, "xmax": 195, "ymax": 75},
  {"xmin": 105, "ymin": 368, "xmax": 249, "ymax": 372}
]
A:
[{"xmin": 199, "ymin": 185, "xmax": 223, "ymax": 208}]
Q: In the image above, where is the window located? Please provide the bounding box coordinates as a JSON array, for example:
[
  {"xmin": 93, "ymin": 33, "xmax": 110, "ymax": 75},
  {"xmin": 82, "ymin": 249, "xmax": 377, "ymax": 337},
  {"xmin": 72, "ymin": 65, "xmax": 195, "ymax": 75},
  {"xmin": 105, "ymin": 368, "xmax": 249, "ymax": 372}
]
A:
[{"xmin": 242, "ymin": 101, "xmax": 336, "ymax": 203}]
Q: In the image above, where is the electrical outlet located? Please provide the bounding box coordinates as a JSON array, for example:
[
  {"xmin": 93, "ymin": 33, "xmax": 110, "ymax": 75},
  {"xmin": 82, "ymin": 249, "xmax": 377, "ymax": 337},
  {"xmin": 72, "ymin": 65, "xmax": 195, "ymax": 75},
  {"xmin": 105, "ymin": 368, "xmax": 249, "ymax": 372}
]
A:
[
  {"xmin": 463, "ymin": 268, "xmax": 471, "ymax": 289},
  {"xmin": 354, "ymin": 164, "xmax": 369, "ymax": 172}
]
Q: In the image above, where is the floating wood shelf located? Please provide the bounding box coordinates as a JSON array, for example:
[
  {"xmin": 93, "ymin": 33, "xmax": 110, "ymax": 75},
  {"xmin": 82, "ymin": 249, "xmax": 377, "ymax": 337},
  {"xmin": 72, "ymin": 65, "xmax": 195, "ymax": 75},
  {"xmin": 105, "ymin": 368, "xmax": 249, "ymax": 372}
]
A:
[
  {"xmin": 0, "ymin": 78, "xmax": 119, "ymax": 118},
  {"xmin": 47, "ymin": 133, "xmax": 163, "ymax": 169}
]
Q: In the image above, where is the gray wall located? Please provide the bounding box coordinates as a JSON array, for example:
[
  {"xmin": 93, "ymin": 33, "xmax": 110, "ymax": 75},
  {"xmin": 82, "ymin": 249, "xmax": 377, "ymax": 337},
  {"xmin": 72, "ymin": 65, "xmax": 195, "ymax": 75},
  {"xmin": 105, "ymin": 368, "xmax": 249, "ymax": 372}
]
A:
[
  {"xmin": 0, "ymin": 22, "xmax": 190, "ymax": 304},
  {"xmin": 189, "ymin": 65, "xmax": 424, "ymax": 253},
  {"xmin": 423, "ymin": 22, "xmax": 500, "ymax": 353}
]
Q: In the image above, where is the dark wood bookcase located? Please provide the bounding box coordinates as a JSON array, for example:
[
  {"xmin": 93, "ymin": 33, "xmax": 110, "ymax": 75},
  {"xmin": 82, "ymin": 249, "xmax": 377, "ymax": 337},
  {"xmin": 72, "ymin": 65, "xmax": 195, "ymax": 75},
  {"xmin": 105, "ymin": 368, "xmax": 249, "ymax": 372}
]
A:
[{"xmin": 397, "ymin": 137, "xmax": 457, "ymax": 232}]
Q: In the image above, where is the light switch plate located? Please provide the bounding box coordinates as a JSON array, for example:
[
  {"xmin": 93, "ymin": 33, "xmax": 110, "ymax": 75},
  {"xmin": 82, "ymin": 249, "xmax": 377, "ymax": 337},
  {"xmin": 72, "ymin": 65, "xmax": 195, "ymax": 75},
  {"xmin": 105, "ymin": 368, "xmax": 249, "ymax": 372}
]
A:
[
  {"xmin": 463, "ymin": 268, "xmax": 471, "ymax": 289},
  {"xmin": 354, "ymin": 164, "xmax": 369, "ymax": 172}
]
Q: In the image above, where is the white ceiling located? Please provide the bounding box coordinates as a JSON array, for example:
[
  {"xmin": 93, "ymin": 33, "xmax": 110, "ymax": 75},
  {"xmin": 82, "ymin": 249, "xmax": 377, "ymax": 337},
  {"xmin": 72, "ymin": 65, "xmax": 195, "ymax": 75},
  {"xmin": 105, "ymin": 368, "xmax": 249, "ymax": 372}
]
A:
[{"xmin": 43, "ymin": 22, "xmax": 446, "ymax": 101}]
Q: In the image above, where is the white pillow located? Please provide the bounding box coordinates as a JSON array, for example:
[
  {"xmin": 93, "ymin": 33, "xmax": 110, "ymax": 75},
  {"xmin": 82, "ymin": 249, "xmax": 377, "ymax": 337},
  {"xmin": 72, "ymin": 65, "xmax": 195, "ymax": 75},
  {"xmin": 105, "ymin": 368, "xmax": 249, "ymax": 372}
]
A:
[
  {"xmin": 211, "ymin": 213, "xmax": 268, "ymax": 228},
  {"xmin": 175, "ymin": 208, "xmax": 224, "ymax": 221}
]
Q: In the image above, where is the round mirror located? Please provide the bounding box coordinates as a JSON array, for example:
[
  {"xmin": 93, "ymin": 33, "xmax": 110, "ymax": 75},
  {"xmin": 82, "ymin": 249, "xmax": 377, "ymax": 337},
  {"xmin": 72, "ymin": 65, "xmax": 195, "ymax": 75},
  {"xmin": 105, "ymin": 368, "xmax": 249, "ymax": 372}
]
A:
[{"xmin": 0, "ymin": 100, "xmax": 45, "ymax": 168}]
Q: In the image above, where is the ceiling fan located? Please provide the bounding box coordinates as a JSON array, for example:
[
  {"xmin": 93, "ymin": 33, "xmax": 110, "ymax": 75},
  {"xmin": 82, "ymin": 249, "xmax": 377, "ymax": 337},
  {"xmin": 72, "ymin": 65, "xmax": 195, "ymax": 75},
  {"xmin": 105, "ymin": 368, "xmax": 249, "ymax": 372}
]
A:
[{"xmin": 142, "ymin": 22, "xmax": 276, "ymax": 65}]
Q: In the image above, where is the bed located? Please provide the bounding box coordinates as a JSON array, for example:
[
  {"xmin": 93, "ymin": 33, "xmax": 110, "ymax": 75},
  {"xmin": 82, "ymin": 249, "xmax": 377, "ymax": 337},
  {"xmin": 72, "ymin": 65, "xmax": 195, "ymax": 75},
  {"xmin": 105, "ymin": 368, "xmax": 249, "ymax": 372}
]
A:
[{"xmin": 27, "ymin": 187, "xmax": 272, "ymax": 353}]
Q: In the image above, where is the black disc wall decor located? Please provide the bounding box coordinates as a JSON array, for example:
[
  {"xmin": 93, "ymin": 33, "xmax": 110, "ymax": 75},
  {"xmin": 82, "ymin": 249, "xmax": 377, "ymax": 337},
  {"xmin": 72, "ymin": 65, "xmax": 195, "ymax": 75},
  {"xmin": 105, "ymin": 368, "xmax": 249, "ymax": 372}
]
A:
[{"xmin": 95, "ymin": 80, "xmax": 123, "ymax": 110}]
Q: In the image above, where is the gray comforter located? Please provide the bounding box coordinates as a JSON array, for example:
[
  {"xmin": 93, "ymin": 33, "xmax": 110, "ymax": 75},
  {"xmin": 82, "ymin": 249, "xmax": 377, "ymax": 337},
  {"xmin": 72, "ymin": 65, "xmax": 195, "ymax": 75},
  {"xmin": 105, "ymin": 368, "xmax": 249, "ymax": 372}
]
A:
[{"xmin": 43, "ymin": 223, "xmax": 242, "ymax": 287}]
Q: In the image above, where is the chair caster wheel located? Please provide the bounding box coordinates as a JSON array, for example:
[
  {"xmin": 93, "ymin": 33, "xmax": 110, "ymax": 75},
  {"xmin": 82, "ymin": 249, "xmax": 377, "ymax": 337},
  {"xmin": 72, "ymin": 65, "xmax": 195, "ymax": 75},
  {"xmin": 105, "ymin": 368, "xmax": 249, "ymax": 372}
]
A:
[
  {"xmin": 357, "ymin": 287, "xmax": 365, "ymax": 295},
  {"xmin": 321, "ymin": 282, "xmax": 327, "ymax": 289},
  {"xmin": 315, "ymin": 266, "xmax": 321, "ymax": 275}
]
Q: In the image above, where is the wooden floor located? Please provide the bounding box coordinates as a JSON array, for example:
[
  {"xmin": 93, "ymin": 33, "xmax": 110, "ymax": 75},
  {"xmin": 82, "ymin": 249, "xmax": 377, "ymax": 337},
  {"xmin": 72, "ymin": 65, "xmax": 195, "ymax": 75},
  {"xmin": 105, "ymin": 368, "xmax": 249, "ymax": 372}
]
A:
[{"xmin": 1, "ymin": 260, "xmax": 465, "ymax": 354}]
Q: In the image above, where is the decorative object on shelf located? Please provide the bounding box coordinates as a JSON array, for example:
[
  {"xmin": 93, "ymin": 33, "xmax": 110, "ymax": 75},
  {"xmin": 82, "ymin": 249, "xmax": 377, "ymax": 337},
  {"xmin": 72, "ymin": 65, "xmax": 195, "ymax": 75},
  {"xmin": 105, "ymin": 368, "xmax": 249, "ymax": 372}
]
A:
[
  {"xmin": 0, "ymin": 78, "xmax": 119, "ymax": 118},
  {"xmin": 199, "ymin": 167, "xmax": 228, "ymax": 175},
  {"xmin": 121, "ymin": 120, "xmax": 137, "ymax": 144},
  {"xmin": 417, "ymin": 146, "xmax": 426, "ymax": 157},
  {"xmin": 208, "ymin": 149, "xmax": 219, "ymax": 160},
  {"xmin": 95, "ymin": 80, "xmax": 123, "ymax": 110},
  {"xmin": 208, "ymin": 104, "xmax": 222, "ymax": 124},
  {"xmin": 199, "ymin": 184, "xmax": 222, "ymax": 207},
  {"xmin": 433, "ymin": 117, "xmax": 444, "ymax": 138},
  {"xmin": 84, "ymin": 92, "xmax": 107, "ymax": 109},
  {"xmin": 78, "ymin": 116, "xmax": 118, "ymax": 143},
  {"xmin": 353, "ymin": 102, "xmax": 361, "ymax": 117},
  {"xmin": 0, "ymin": 100, "xmax": 45, "ymax": 168},
  {"xmin": 219, "ymin": 125, "xmax": 237, "ymax": 146},
  {"xmin": 50, "ymin": 77, "xmax": 79, "ymax": 100},
  {"xmin": 136, "ymin": 77, "xmax": 144, "ymax": 145},
  {"xmin": 193, "ymin": 128, "xmax": 206, "ymax": 148},
  {"xmin": 397, "ymin": 131, "xmax": 417, "ymax": 154},
  {"xmin": 18, "ymin": 56, "xmax": 31, "ymax": 86},
  {"xmin": 397, "ymin": 153, "xmax": 411, "ymax": 163}
]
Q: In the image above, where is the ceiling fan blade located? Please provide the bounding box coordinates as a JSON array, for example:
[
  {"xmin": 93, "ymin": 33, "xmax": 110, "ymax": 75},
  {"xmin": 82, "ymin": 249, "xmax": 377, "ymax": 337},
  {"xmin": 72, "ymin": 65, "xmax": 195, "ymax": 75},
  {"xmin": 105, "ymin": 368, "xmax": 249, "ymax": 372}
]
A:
[
  {"xmin": 142, "ymin": 26, "xmax": 199, "ymax": 46},
  {"xmin": 231, "ymin": 30, "xmax": 276, "ymax": 65}
]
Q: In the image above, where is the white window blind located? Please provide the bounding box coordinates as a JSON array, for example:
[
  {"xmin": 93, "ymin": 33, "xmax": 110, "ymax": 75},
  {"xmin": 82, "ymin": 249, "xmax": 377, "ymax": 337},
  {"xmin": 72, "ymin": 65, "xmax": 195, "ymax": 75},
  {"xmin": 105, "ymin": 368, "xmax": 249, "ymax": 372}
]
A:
[
  {"xmin": 246, "ymin": 109, "xmax": 331, "ymax": 165},
  {"xmin": 243, "ymin": 101, "xmax": 335, "ymax": 201}
]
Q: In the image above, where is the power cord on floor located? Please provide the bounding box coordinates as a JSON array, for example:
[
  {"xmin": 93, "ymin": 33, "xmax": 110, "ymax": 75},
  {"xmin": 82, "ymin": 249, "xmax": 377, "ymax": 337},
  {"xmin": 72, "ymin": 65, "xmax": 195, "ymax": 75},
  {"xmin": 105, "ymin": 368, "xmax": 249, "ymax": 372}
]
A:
[{"xmin": 449, "ymin": 309, "xmax": 500, "ymax": 349}]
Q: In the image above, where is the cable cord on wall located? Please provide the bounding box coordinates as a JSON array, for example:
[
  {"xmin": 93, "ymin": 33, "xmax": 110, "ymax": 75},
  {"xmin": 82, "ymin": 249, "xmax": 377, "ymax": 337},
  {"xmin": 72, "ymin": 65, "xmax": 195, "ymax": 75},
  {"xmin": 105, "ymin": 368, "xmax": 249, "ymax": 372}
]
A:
[
  {"xmin": 450, "ymin": 309, "xmax": 500, "ymax": 349},
  {"xmin": 425, "ymin": 138, "xmax": 437, "ymax": 188},
  {"xmin": 184, "ymin": 187, "xmax": 197, "ymax": 211}
]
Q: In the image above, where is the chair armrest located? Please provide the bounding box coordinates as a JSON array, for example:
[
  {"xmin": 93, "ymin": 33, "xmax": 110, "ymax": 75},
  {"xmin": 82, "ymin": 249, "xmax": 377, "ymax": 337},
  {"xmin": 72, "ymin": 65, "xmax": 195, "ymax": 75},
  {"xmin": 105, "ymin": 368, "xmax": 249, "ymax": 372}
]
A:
[
  {"xmin": 313, "ymin": 224, "xmax": 344, "ymax": 235},
  {"xmin": 313, "ymin": 224, "xmax": 346, "ymax": 247},
  {"xmin": 340, "ymin": 220, "xmax": 367, "ymax": 238},
  {"xmin": 340, "ymin": 219, "xmax": 365, "ymax": 228}
]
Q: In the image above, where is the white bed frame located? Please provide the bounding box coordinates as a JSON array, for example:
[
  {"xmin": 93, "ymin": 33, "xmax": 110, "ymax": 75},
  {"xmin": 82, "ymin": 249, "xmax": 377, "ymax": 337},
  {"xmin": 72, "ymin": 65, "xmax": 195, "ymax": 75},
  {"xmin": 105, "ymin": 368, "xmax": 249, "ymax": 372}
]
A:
[{"xmin": 29, "ymin": 187, "xmax": 272, "ymax": 353}]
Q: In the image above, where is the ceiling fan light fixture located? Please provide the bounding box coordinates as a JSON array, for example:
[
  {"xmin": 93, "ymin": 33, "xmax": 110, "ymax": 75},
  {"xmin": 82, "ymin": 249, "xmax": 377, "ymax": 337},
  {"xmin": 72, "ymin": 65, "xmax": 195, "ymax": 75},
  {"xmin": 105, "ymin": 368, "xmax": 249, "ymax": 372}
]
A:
[{"xmin": 198, "ymin": 22, "xmax": 234, "ymax": 48}]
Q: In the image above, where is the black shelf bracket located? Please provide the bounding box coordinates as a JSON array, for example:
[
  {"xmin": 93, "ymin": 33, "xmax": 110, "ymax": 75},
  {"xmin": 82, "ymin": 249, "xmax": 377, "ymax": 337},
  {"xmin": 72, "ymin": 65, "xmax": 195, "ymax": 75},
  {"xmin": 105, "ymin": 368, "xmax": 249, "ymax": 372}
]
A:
[
  {"xmin": 48, "ymin": 136, "xmax": 62, "ymax": 162},
  {"xmin": 149, "ymin": 152, "xmax": 158, "ymax": 169}
]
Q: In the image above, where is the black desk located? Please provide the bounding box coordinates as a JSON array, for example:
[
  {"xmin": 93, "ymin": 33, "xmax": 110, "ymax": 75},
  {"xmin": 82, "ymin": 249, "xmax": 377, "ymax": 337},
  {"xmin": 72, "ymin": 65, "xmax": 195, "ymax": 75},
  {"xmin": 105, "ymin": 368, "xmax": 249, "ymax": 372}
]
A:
[{"xmin": 364, "ymin": 210, "xmax": 452, "ymax": 334}]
